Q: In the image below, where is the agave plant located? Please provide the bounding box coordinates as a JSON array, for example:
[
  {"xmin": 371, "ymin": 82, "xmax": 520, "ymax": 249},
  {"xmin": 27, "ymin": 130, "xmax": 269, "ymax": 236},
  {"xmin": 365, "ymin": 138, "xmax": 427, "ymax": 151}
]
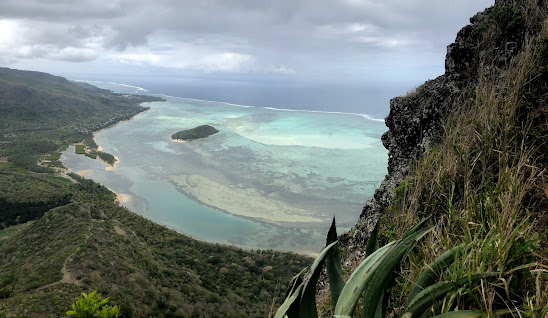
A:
[{"xmin": 274, "ymin": 218, "xmax": 499, "ymax": 318}]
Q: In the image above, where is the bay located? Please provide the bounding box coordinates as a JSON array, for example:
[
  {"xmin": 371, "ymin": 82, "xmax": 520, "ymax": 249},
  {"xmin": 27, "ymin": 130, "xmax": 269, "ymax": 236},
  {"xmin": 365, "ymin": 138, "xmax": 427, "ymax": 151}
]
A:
[{"xmin": 61, "ymin": 81, "xmax": 388, "ymax": 253}]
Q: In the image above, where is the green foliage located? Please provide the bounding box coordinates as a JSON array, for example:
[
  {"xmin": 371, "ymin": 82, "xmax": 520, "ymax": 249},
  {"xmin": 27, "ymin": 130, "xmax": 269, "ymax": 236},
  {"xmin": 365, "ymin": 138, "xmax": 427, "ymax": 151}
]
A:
[
  {"xmin": 406, "ymin": 243, "xmax": 466, "ymax": 306},
  {"xmin": 275, "ymin": 219, "xmax": 440, "ymax": 318},
  {"xmin": 85, "ymin": 153, "xmax": 97, "ymax": 159},
  {"xmin": 43, "ymin": 152, "xmax": 62, "ymax": 160},
  {"xmin": 66, "ymin": 291, "xmax": 119, "ymax": 318},
  {"xmin": 403, "ymin": 273, "xmax": 499, "ymax": 318},
  {"xmin": 93, "ymin": 151, "xmax": 116, "ymax": 166},
  {"xmin": 96, "ymin": 304, "xmax": 120, "ymax": 318},
  {"xmin": 68, "ymin": 173, "xmax": 117, "ymax": 203},
  {"xmin": 75, "ymin": 145, "xmax": 86, "ymax": 155},
  {"xmin": 365, "ymin": 220, "xmax": 380, "ymax": 257},
  {"xmin": 422, "ymin": 311, "xmax": 485, "ymax": 318},
  {"xmin": 0, "ymin": 162, "xmax": 13, "ymax": 170},
  {"xmin": 0, "ymin": 172, "xmax": 73, "ymax": 229},
  {"xmin": 0, "ymin": 173, "xmax": 310, "ymax": 317},
  {"xmin": 300, "ymin": 241, "xmax": 338, "ymax": 317},
  {"xmin": 377, "ymin": 6, "xmax": 548, "ymax": 314},
  {"xmin": 333, "ymin": 242, "xmax": 397, "ymax": 317},
  {"xmin": 518, "ymin": 36, "xmax": 548, "ymax": 162},
  {"xmin": 0, "ymin": 67, "xmax": 164, "ymax": 172},
  {"xmin": 0, "ymin": 67, "xmax": 309, "ymax": 318},
  {"xmin": 325, "ymin": 218, "xmax": 344, "ymax": 309},
  {"xmin": 472, "ymin": 4, "xmax": 525, "ymax": 44},
  {"xmin": 272, "ymin": 218, "xmax": 527, "ymax": 318},
  {"xmin": 171, "ymin": 125, "xmax": 219, "ymax": 141},
  {"xmin": 361, "ymin": 225, "xmax": 431, "ymax": 318}
]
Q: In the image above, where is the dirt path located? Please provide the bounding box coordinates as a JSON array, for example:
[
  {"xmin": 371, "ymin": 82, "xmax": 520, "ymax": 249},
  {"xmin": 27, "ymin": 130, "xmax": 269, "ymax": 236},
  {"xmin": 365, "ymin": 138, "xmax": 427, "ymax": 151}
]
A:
[{"xmin": 36, "ymin": 223, "xmax": 93, "ymax": 291}]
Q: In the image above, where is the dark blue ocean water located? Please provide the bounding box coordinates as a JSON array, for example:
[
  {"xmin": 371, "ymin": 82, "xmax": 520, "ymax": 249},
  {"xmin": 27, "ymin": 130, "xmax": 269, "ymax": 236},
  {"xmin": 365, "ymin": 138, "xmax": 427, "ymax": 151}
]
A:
[{"xmin": 80, "ymin": 75, "xmax": 402, "ymax": 119}]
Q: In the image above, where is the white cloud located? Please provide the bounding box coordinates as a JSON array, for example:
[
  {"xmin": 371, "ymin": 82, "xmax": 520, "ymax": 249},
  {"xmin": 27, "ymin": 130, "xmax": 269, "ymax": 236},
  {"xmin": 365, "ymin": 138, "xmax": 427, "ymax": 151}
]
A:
[
  {"xmin": 114, "ymin": 49, "xmax": 295, "ymax": 74},
  {"xmin": 50, "ymin": 47, "xmax": 98, "ymax": 62},
  {"xmin": 0, "ymin": 1, "xmax": 495, "ymax": 80},
  {"xmin": 197, "ymin": 53, "xmax": 255, "ymax": 73}
]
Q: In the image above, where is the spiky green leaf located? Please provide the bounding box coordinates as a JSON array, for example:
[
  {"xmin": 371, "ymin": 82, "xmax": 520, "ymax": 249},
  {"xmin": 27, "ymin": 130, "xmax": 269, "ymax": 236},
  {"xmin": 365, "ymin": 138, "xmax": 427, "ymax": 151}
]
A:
[
  {"xmin": 333, "ymin": 241, "xmax": 397, "ymax": 317},
  {"xmin": 406, "ymin": 243, "xmax": 466, "ymax": 307},
  {"xmin": 430, "ymin": 310, "xmax": 486, "ymax": 318},
  {"xmin": 401, "ymin": 217, "xmax": 431, "ymax": 239},
  {"xmin": 285, "ymin": 267, "xmax": 307, "ymax": 299},
  {"xmin": 326, "ymin": 217, "xmax": 338, "ymax": 245},
  {"xmin": 274, "ymin": 283, "xmax": 305, "ymax": 318},
  {"xmin": 326, "ymin": 217, "xmax": 345, "ymax": 309},
  {"xmin": 299, "ymin": 241, "xmax": 339, "ymax": 318},
  {"xmin": 372, "ymin": 290, "xmax": 386, "ymax": 318},
  {"xmin": 362, "ymin": 227, "xmax": 432, "ymax": 318},
  {"xmin": 404, "ymin": 273, "xmax": 500, "ymax": 317},
  {"xmin": 365, "ymin": 220, "xmax": 380, "ymax": 257}
]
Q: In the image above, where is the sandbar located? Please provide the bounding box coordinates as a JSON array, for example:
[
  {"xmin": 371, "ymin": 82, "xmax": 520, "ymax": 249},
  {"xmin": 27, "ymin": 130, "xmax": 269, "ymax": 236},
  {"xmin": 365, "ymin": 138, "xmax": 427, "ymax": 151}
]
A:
[
  {"xmin": 77, "ymin": 170, "xmax": 90, "ymax": 176},
  {"xmin": 170, "ymin": 174, "xmax": 324, "ymax": 224},
  {"xmin": 115, "ymin": 193, "xmax": 131, "ymax": 204}
]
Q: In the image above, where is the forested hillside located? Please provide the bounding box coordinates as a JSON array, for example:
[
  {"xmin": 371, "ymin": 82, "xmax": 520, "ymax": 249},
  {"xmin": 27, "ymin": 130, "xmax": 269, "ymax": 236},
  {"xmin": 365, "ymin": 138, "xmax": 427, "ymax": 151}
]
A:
[
  {"xmin": 0, "ymin": 67, "xmax": 161, "ymax": 171},
  {"xmin": 0, "ymin": 68, "xmax": 310, "ymax": 317}
]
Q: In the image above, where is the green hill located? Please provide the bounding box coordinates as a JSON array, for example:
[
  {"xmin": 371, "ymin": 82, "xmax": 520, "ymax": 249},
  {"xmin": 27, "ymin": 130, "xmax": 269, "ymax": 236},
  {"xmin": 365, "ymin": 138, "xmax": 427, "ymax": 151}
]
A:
[{"xmin": 0, "ymin": 67, "xmax": 162, "ymax": 172}]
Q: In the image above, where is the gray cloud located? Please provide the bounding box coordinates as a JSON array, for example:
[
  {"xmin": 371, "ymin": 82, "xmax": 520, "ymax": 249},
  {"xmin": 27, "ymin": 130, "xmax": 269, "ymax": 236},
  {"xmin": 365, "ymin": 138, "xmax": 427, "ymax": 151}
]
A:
[{"xmin": 0, "ymin": 0, "xmax": 494, "ymax": 80}]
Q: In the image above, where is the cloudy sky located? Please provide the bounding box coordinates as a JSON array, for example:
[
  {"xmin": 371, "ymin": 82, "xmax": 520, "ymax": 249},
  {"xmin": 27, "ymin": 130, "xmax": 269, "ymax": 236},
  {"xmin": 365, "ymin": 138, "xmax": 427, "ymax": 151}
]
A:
[{"xmin": 0, "ymin": 0, "xmax": 493, "ymax": 86}]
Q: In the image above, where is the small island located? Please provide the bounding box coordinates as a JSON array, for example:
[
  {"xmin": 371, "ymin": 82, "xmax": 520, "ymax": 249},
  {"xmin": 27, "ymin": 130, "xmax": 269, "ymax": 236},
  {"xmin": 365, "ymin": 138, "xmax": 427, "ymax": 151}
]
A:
[{"xmin": 171, "ymin": 125, "xmax": 219, "ymax": 141}]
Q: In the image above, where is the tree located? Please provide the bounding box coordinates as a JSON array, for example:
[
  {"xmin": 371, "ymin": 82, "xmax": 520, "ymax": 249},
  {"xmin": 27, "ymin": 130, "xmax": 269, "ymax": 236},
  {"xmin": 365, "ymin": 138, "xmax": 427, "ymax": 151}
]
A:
[{"xmin": 66, "ymin": 291, "xmax": 120, "ymax": 318}]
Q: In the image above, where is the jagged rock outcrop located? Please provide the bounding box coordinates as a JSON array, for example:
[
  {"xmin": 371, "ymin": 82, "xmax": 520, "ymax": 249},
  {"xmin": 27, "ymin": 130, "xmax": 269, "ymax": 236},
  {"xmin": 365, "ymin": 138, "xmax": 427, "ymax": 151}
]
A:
[{"xmin": 340, "ymin": 0, "xmax": 540, "ymax": 265}]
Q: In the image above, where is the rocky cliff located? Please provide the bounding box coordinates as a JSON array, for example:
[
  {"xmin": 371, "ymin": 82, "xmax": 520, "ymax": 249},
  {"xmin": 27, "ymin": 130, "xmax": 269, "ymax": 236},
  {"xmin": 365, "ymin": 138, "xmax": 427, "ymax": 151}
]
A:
[{"xmin": 340, "ymin": 0, "xmax": 546, "ymax": 264}]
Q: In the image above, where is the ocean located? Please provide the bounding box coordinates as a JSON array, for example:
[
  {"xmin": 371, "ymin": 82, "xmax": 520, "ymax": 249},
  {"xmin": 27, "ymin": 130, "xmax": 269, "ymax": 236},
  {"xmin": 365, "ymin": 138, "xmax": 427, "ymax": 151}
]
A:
[{"xmin": 61, "ymin": 80, "xmax": 389, "ymax": 254}]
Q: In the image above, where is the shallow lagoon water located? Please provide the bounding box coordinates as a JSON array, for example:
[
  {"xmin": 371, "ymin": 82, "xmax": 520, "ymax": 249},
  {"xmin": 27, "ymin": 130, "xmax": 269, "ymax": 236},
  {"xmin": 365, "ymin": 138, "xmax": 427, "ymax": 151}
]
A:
[{"xmin": 62, "ymin": 82, "xmax": 388, "ymax": 253}]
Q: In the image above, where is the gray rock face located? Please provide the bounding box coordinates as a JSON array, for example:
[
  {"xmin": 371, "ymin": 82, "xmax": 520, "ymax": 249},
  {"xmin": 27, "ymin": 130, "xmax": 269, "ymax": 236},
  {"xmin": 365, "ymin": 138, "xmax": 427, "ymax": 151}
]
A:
[{"xmin": 339, "ymin": 1, "xmax": 534, "ymax": 265}]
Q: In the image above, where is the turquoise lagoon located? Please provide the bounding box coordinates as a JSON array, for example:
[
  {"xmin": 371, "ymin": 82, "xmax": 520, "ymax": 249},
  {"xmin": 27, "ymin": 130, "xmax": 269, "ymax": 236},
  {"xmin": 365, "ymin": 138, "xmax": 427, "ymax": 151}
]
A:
[{"xmin": 61, "ymin": 82, "xmax": 388, "ymax": 253}]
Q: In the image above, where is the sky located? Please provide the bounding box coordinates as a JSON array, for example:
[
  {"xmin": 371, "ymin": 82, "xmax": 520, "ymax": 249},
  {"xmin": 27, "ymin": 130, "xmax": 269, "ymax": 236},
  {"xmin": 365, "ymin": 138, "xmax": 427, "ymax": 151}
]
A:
[{"xmin": 0, "ymin": 0, "xmax": 494, "ymax": 87}]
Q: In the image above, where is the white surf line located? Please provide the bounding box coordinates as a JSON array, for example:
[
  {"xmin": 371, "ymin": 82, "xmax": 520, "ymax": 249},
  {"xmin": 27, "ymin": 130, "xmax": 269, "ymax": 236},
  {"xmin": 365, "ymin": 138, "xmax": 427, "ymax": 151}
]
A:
[
  {"xmin": 76, "ymin": 80, "xmax": 385, "ymax": 122},
  {"xmin": 154, "ymin": 94, "xmax": 256, "ymax": 108},
  {"xmin": 72, "ymin": 79, "xmax": 148, "ymax": 92},
  {"xmin": 161, "ymin": 95, "xmax": 385, "ymax": 122},
  {"xmin": 262, "ymin": 107, "xmax": 385, "ymax": 122},
  {"xmin": 112, "ymin": 83, "xmax": 148, "ymax": 91}
]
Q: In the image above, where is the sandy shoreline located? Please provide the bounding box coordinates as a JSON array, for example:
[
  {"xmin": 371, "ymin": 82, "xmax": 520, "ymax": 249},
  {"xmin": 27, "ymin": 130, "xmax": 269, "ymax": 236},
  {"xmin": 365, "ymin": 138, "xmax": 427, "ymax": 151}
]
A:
[
  {"xmin": 103, "ymin": 155, "xmax": 119, "ymax": 170},
  {"xmin": 62, "ymin": 157, "xmax": 130, "ymax": 206},
  {"xmin": 76, "ymin": 169, "xmax": 90, "ymax": 176},
  {"xmin": 93, "ymin": 137, "xmax": 103, "ymax": 151},
  {"xmin": 92, "ymin": 107, "xmax": 153, "ymax": 135},
  {"xmin": 115, "ymin": 193, "xmax": 131, "ymax": 204}
]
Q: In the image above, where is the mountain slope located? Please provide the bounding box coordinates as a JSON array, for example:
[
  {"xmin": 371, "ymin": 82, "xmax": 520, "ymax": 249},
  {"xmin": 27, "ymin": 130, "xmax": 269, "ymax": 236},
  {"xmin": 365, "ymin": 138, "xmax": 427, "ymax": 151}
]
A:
[
  {"xmin": 0, "ymin": 67, "xmax": 161, "ymax": 172},
  {"xmin": 0, "ymin": 69, "xmax": 311, "ymax": 317}
]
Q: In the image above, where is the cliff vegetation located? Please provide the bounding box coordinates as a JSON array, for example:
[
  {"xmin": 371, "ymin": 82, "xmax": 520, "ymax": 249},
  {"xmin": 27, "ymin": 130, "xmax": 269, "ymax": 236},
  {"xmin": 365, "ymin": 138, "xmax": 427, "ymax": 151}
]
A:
[{"xmin": 311, "ymin": 1, "xmax": 548, "ymax": 317}]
